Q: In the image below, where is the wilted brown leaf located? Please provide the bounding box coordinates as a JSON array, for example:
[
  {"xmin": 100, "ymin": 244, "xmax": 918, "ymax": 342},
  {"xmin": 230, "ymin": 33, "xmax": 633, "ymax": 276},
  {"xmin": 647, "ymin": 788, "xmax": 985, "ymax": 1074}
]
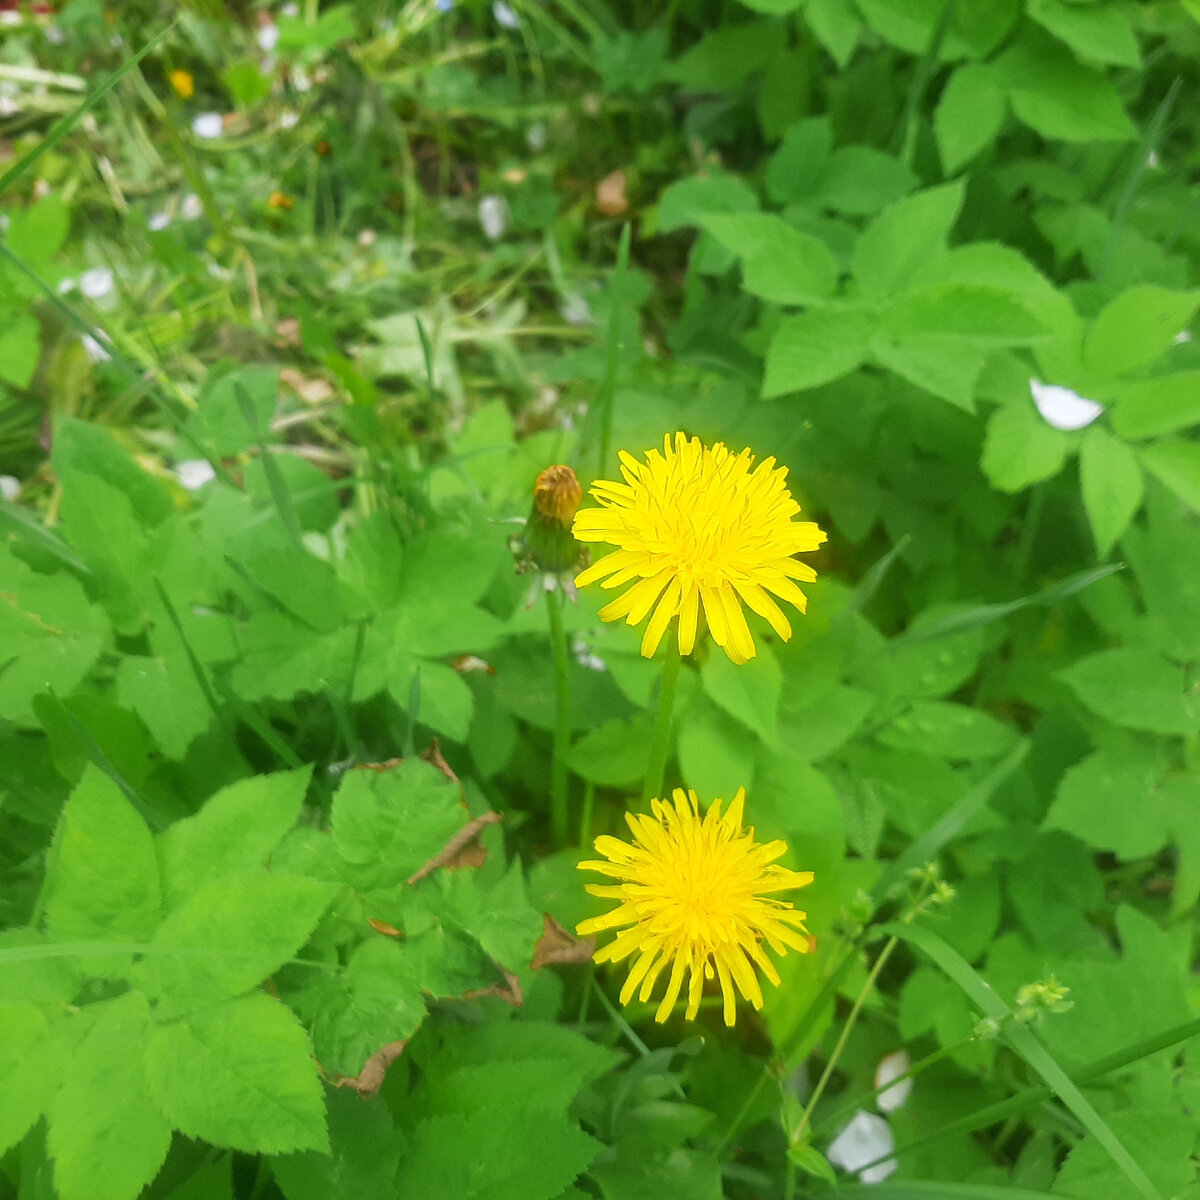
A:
[
  {"xmin": 596, "ymin": 169, "xmax": 628, "ymax": 217},
  {"xmin": 532, "ymin": 914, "xmax": 595, "ymax": 969},
  {"xmin": 406, "ymin": 811, "xmax": 503, "ymax": 885},
  {"xmin": 333, "ymin": 1040, "xmax": 407, "ymax": 1096}
]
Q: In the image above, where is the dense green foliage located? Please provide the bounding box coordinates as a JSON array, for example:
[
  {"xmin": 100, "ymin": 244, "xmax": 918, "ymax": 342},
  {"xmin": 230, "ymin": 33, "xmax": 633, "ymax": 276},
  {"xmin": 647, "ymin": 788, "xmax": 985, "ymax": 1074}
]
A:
[{"xmin": 2, "ymin": 1, "xmax": 1199, "ymax": 1198}]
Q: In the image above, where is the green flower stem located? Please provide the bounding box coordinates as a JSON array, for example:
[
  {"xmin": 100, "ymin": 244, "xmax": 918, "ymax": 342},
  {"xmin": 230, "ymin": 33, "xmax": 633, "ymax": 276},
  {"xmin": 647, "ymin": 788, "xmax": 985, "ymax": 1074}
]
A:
[
  {"xmin": 642, "ymin": 637, "xmax": 682, "ymax": 803},
  {"xmin": 546, "ymin": 582, "xmax": 572, "ymax": 846}
]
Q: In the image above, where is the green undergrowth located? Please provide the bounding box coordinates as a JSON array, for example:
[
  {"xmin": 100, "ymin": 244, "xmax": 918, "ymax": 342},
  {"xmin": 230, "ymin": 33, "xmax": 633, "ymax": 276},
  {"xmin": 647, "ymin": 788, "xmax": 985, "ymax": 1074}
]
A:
[{"xmin": 1, "ymin": 1, "xmax": 1199, "ymax": 1199}]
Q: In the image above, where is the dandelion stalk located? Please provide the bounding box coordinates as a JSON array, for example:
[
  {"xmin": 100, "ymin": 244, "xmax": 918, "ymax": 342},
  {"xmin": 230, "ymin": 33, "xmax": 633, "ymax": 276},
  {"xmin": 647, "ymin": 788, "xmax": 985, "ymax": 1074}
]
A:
[
  {"xmin": 641, "ymin": 638, "xmax": 681, "ymax": 803},
  {"xmin": 546, "ymin": 582, "xmax": 573, "ymax": 847}
]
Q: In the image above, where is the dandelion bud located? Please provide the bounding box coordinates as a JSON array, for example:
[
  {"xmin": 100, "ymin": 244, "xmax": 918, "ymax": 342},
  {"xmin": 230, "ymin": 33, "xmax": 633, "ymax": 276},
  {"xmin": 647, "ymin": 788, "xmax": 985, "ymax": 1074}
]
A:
[{"xmin": 518, "ymin": 465, "xmax": 585, "ymax": 575}]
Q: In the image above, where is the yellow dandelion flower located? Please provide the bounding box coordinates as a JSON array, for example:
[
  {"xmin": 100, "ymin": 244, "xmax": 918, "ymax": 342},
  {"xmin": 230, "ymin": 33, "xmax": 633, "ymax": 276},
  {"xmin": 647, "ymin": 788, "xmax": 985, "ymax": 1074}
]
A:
[
  {"xmin": 572, "ymin": 432, "xmax": 826, "ymax": 664},
  {"xmin": 168, "ymin": 70, "xmax": 195, "ymax": 100},
  {"xmin": 577, "ymin": 788, "xmax": 813, "ymax": 1026}
]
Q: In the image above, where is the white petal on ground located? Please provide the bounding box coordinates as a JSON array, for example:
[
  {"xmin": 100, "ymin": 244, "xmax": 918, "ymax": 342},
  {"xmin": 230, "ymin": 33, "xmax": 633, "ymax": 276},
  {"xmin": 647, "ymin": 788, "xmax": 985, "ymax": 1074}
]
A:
[
  {"xmin": 176, "ymin": 460, "xmax": 216, "ymax": 490},
  {"xmin": 79, "ymin": 268, "xmax": 114, "ymax": 299},
  {"xmin": 493, "ymin": 1, "xmax": 520, "ymax": 27},
  {"xmin": 827, "ymin": 1110, "xmax": 898, "ymax": 1183},
  {"xmin": 1030, "ymin": 378, "xmax": 1104, "ymax": 431},
  {"xmin": 192, "ymin": 112, "xmax": 225, "ymax": 139},
  {"xmin": 257, "ymin": 22, "xmax": 279, "ymax": 51},
  {"xmin": 81, "ymin": 334, "xmax": 111, "ymax": 363},
  {"xmin": 478, "ymin": 194, "xmax": 508, "ymax": 240},
  {"xmin": 874, "ymin": 1050, "xmax": 912, "ymax": 1113},
  {"xmin": 0, "ymin": 476, "xmax": 20, "ymax": 501}
]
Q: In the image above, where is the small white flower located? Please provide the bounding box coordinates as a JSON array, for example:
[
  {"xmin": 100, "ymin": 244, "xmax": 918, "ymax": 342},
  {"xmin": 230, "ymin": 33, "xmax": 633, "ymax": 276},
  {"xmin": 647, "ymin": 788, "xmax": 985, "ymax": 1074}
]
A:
[
  {"xmin": 45, "ymin": 23, "xmax": 65, "ymax": 44},
  {"xmin": 559, "ymin": 293, "xmax": 592, "ymax": 327},
  {"xmin": 79, "ymin": 267, "xmax": 114, "ymax": 299},
  {"xmin": 357, "ymin": 228, "xmax": 377, "ymax": 248},
  {"xmin": 0, "ymin": 476, "xmax": 20, "ymax": 501},
  {"xmin": 571, "ymin": 635, "xmax": 606, "ymax": 673},
  {"xmin": 1030, "ymin": 378, "xmax": 1104, "ymax": 431},
  {"xmin": 827, "ymin": 1111, "xmax": 898, "ymax": 1184},
  {"xmin": 257, "ymin": 22, "xmax": 280, "ymax": 52},
  {"xmin": 874, "ymin": 1050, "xmax": 912, "ymax": 1113},
  {"xmin": 57, "ymin": 277, "xmax": 77, "ymax": 294},
  {"xmin": 192, "ymin": 112, "xmax": 224, "ymax": 139},
  {"xmin": 478, "ymin": 194, "xmax": 508, "ymax": 240},
  {"xmin": 181, "ymin": 193, "xmax": 204, "ymax": 220},
  {"xmin": 0, "ymin": 11, "xmax": 22, "ymax": 27},
  {"xmin": 278, "ymin": 107, "xmax": 300, "ymax": 130},
  {"xmin": 1175, "ymin": 330, "xmax": 1194, "ymax": 345},
  {"xmin": 147, "ymin": 210, "xmax": 171, "ymax": 232},
  {"xmin": 493, "ymin": 0, "xmax": 520, "ymax": 27},
  {"xmin": 0, "ymin": 89, "xmax": 19, "ymax": 117},
  {"xmin": 81, "ymin": 334, "xmax": 111, "ymax": 363},
  {"xmin": 526, "ymin": 122, "xmax": 546, "ymax": 152},
  {"xmin": 281, "ymin": 1, "xmax": 299, "ymax": 14},
  {"xmin": 1146, "ymin": 150, "xmax": 1160, "ymax": 169},
  {"xmin": 291, "ymin": 66, "xmax": 312, "ymax": 93},
  {"xmin": 175, "ymin": 459, "xmax": 216, "ymax": 490}
]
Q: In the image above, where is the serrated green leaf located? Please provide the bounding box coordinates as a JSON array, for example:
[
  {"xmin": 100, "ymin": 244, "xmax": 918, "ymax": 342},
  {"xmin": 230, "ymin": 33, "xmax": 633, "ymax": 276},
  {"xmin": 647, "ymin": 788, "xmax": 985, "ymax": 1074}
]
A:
[
  {"xmin": 881, "ymin": 286, "xmax": 1045, "ymax": 343},
  {"xmin": 981, "ymin": 401, "xmax": 1068, "ymax": 491},
  {"xmin": 816, "ymin": 146, "xmax": 916, "ymax": 217},
  {"xmin": 870, "ymin": 332, "xmax": 984, "ymax": 410},
  {"xmin": 1080, "ymin": 425, "xmax": 1143, "ymax": 557},
  {"xmin": 394, "ymin": 1105, "xmax": 599, "ymax": 1200},
  {"xmin": 187, "ymin": 366, "xmax": 279, "ymax": 458},
  {"xmin": 700, "ymin": 213, "xmax": 839, "ymax": 304},
  {"xmin": 803, "ymin": 0, "xmax": 862, "ymax": 67},
  {"xmin": 146, "ymin": 991, "xmax": 328, "ymax": 1155},
  {"xmin": 852, "ymin": 182, "xmax": 965, "ymax": 303},
  {"xmin": 1027, "ymin": 0, "xmax": 1141, "ymax": 67},
  {"xmin": 47, "ymin": 992, "xmax": 171, "ymax": 1200},
  {"xmin": 763, "ymin": 307, "xmax": 872, "ymax": 396},
  {"xmin": 678, "ymin": 693, "xmax": 757, "ymax": 799},
  {"xmin": 158, "ymin": 767, "xmax": 311, "ymax": 910},
  {"xmin": 700, "ymin": 644, "xmax": 782, "ymax": 746},
  {"xmin": 1112, "ymin": 373, "xmax": 1200, "ymax": 440},
  {"xmin": 936, "ymin": 64, "xmax": 1007, "ymax": 174},
  {"xmin": 0, "ymin": 312, "xmax": 40, "ymax": 389},
  {"xmin": 1140, "ymin": 440, "xmax": 1200, "ymax": 514},
  {"xmin": 0, "ymin": 1003, "xmax": 55, "ymax": 1155},
  {"xmin": 1084, "ymin": 287, "xmax": 1200, "ymax": 380},
  {"xmin": 766, "ymin": 118, "xmax": 833, "ymax": 205},
  {"xmin": 1058, "ymin": 647, "xmax": 1199, "ymax": 736},
  {"xmin": 136, "ymin": 870, "xmax": 336, "ymax": 1015},
  {"xmin": 567, "ymin": 713, "xmax": 654, "ymax": 786},
  {"xmin": 0, "ymin": 546, "xmax": 107, "ymax": 727},
  {"xmin": 657, "ymin": 173, "xmax": 759, "ymax": 234},
  {"xmin": 116, "ymin": 646, "xmax": 211, "ymax": 761},
  {"xmin": 43, "ymin": 764, "xmax": 160, "ymax": 968},
  {"xmin": 876, "ymin": 700, "xmax": 1017, "ymax": 760}
]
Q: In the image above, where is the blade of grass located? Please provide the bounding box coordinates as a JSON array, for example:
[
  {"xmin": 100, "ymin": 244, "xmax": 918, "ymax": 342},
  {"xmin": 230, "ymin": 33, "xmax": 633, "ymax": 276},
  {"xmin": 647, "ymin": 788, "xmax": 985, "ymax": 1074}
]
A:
[
  {"xmin": 839, "ymin": 534, "xmax": 911, "ymax": 621},
  {"xmin": 0, "ymin": 503, "xmax": 92, "ymax": 578},
  {"xmin": 597, "ymin": 222, "xmax": 632, "ymax": 475},
  {"xmin": 0, "ymin": 24, "xmax": 172, "ymax": 198},
  {"xmin": 236, "ymin": 383, "xmax": 304, "ymax": 551},
  {"xmin": 882, "ymin": 921, "xmax": 1164, "ymax": 1200},
  {"xmin": 836, "ymin": 1184, "xmax": 1062, "ymax": 1200}
]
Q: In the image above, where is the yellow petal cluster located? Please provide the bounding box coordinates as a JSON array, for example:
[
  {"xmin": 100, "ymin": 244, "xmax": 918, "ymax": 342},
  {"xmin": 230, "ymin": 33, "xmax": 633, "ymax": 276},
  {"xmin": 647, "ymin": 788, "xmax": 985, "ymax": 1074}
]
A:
[
  {"xmin": 577, "ymin": 788, "xmax": 813, "ymax": 1026},
  {"xmin": 572, "ymin": 432, "xmax": 826, "ymax": 663}
]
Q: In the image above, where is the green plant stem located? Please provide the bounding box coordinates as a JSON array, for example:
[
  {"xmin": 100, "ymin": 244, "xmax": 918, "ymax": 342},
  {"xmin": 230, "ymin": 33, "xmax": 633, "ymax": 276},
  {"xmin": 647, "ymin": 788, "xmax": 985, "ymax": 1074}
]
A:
[
  {"xmin": 546, "ymin": 582, "xmax": 573, "ymax": 846},
  {"xmin": 580, "ymin": 779, "xmax": 596, "ymax": 848},
  {"xmin": 641, "ymin": 638, "xmax": 682, "ymax": 803},
  {"xmin": 793, "ymin": 934, "xmax": 901, "ymax": 1144}
]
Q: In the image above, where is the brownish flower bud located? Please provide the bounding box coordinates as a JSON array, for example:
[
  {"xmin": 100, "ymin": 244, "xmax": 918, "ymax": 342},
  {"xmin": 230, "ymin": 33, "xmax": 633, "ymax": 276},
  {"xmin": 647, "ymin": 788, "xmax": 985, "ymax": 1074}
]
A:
[
  {"xmin": 514, "ymin": 465, "xmax": 586, "ymax": 576},
  {"xmin": 533, "ymin": 464, "xmax": 582, "ymax": 525}
]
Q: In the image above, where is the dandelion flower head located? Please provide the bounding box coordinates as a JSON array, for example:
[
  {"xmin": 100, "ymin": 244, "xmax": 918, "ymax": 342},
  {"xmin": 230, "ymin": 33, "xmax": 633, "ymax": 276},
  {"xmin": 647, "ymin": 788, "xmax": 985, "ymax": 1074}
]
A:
[
  {"xmin": 577, "ymin": 788, "xmax": 813, "ymax": 1026},
  {"xmin": 572, "ymin": 432, "xmax": 826, "ymax": 663}
]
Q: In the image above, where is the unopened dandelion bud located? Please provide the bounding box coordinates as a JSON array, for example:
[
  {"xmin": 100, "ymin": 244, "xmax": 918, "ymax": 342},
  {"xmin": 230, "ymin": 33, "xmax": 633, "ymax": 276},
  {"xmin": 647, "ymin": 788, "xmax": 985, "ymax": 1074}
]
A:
[{"xmin": 520, "ymin": 464, "xmax": 585, "ymax": 574}]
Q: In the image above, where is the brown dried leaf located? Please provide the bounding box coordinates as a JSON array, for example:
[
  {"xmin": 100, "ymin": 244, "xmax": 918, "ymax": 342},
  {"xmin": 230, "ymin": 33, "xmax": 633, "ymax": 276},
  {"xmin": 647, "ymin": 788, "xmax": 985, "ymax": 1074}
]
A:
[
  {"xmin": 595, "ymin": 169, "xmax": 628, "ymax": 217},
  {"xmin": 368, "ymin": 918, "xmax": 402, "ymax": 938},
  {"xmin": 419, "ymin": 738, "xmax": 459, "ymax": 784},
  {"xmin": 333, "ymin": 1041, "xmax": 407, "ymax": 1096},
  {"xmin": 461, "ymin": 966, "xmax": 523, "ymax": 1007},
  {"xmin": 406, "ymin": 811, "xmax": 503, "ymax": 885},
  {"xmin": 280, "ymin": 366, "xmax": 335, "ymax": 405},
  {"xmin": 532, "ymin": 914, "xmax": 595, "ymax": 969}
]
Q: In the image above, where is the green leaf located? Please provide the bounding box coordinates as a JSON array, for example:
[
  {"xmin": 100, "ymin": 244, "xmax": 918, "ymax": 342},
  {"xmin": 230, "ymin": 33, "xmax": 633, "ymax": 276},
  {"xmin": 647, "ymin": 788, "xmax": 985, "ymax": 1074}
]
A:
[
  {"xmin": 0, "ymin": 546, "xmax": 107, "ymax": 726},
  {"xmin": 1027, "ymin": 0, "xmax": 1141, "ymax": 67},
  {"xmin": 1080, "ymin": 425, "xmax": 1143, "ymax": 557},
  {"xmin": 881, "ymin": 286, "xmax": 1045, "ymax": 343},
  {"xmin": 700, "ymin": 213, "xmax": 839, "ymax": 304},
  {"xmin": 1058, "ymin": 647, "xmax": 1199, "ymax": 736},
  {"xmin": 870, "ymin": 333, "xmax": 985, "ymax": 410},
  {"xmin": 330, "ymin": 758, "xmax": 466, "ymax": 889},
  {"xmin": 43, "ymin": 764, "xmax": 160, "ymax": 964},
  {"xmin": 1045, "ymin": 745, "xmax": 1175, "ymax": 860},
  {"xmin": 678, "ymin": 693, "xmax": 757, "ymax": 799},
  {"xmin": 158, "ymin": 767, "xmax": 311, "ymax": 910},
  {"xmin": 1139, "ymin": 440, "xmax": 1200, "ymax": 514},
  {"xmin": 567, "ymin": 713, "xmax": 655, "ymax": 786},
  {"xmin": 815, "ymin": 146, "xmax": 916, "ymax": 217},
  {"xmin": 47, "ymin": 992, "xmax": 172, "ymax": 1200},
  {"xmin": 762, "ymin": 307, "xmax": 872, "ymax": 396},
  {"xmin": 1056, "ymin": 1110, "xmax": 1194, "ymax": 1200},
  {"xmin": 0, "ymin": 312, "xmax": 40, "ymax": 389},
  {"xmin": 272, "ymin": 1089, "xmax": 401, "ymax": 1200},
  {"xmin": 52, "ymin": 418, "xmax": 173, "ymax": 527},
  {"xmin": 935, "ymin": 65, "xmax": 1007, "ymax": 174},
  {"xmin": 981, "ymin": 401, "xmax": 1068, "ymax": 491},
  {"xmin": 766, "ymin": 118, "xmax": 832, "ymax": 205},
  {"xmin": 187, "ymin": 366, "xmax": 279, "ymax": 457},
  {"xmin": 5, "ymin": 194, "xmax": 69, "ymax": 262},
  {"xmin": 116, "ymin": 648, "xmax": 211, "ymax": 761},
  {"xmin": 656, "ymin": 174, "xmax": 759, "ymax": 234},
  {"xmin": 0, "ymin": 1003, "xmax": 56, "ymax": 1155},
  {"xmin": 737, "ymin": 0, "xmax": 801, "ymax": 11},
  {"xmin": 136, "ymin": 870, "xmax": 336, "ymax": 1015},
  {"xmin": 1112, "ymin": 372, "xmax": 1200, "ymax": 440},
  {"xmin": 852, "ymin": 182, "xmax": 965, "ymax": 303},
  {"xmin": 875, "ymin": 700, "xmax": 1018, "ymax": 760},
  {"xmin": 146, "ymin": 991, "xmax": 328, "ymax": 1155},
  {"xmin": 1084, "ymin": 287, "xmax": 1200, "ymax": 380},
  {"xmin": 700, "ymin": 644, "xmax": 782, "ymax": 746},
  {"xmin": 394, "ymin": 1105, "xmax": 599, "ymax": 1200},
  {"xmin": 803, "ymin": 0, "xmax": 862, "ymax": 68}
]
